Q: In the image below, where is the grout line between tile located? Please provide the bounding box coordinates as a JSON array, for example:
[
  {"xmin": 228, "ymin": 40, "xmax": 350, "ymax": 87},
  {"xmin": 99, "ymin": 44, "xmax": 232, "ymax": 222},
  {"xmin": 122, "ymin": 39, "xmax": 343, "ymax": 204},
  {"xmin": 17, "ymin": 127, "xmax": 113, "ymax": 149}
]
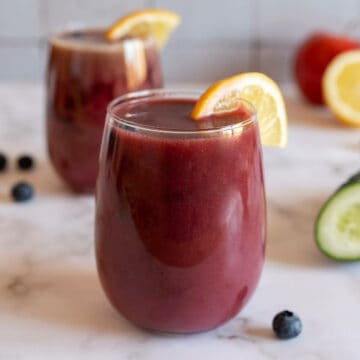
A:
[
  {"xmin": 0, "ymin": 36, "xmax": 295, "ymax": 50},
  {"xmin": 37, "ymin": 0, "xmax": 49, "ymax": 37},
  {"xmin": 248, "ymin": 0, "xmax": 260, "ymax": 71},
  {"xmin": 0, "ymin": 37, "xmax": 42, "ymax": 46},
  {"xmin": 144, "ymin": 0, "xmax": 156, "ymax": 7}
]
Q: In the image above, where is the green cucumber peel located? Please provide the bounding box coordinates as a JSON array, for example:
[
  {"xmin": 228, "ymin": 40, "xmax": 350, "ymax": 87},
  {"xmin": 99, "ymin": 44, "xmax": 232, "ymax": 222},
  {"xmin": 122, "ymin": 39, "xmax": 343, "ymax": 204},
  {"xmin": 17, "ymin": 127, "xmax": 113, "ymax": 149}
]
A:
[{"xmin": 315, "ymin": 181, "xmax": 360, "ymax": 261}]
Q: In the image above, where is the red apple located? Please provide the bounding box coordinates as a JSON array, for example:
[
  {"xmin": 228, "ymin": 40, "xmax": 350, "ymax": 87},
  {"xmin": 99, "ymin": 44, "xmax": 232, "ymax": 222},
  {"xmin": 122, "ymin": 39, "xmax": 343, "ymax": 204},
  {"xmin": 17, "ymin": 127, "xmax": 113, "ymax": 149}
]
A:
[{"xmin": 293, "ymin": 32, "xmax": 360, "ymax": 104}]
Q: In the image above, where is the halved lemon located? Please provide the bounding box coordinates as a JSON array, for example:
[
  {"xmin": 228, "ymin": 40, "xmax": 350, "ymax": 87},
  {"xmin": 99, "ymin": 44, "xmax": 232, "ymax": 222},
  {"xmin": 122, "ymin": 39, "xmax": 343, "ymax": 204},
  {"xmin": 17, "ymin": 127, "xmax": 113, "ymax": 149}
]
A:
[
  {"xmin": 191, "ymin": 72, "xmax": 288, "ymax": 147},
  {"xmin": 322, "ymin": 50, "xmax": 360, "ymax": 127},
  {"xmin": 105, "ymin": 9, "xmax": 180, "ymax": 49}
]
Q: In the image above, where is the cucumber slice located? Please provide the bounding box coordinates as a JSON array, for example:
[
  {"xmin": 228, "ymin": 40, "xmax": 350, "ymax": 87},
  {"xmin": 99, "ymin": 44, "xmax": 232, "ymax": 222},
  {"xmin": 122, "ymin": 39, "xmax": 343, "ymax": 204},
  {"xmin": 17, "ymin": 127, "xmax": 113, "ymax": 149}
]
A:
[
  {"xmin": 346, "ymin": 171, "xmax": 360, "ymax": 184},
  {"xmin": 315, "ymin": 182, "xmax": 360, "ymax": 261}
]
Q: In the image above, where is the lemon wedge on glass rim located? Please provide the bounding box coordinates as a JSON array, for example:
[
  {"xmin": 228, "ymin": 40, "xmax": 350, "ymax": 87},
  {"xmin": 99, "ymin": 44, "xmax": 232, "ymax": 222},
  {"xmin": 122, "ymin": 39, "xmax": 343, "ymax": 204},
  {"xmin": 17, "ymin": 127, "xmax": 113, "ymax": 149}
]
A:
[
  {"xmin": 322, "ymin": 50, "xmax": 360, "ymax": 127},
  {"xmin": 105, "ymin": 9, "xmax": 180, "ymax": 49},
  {"xmin": 191, "ymin": 72, "xmax": 288, "ymax": 147}
]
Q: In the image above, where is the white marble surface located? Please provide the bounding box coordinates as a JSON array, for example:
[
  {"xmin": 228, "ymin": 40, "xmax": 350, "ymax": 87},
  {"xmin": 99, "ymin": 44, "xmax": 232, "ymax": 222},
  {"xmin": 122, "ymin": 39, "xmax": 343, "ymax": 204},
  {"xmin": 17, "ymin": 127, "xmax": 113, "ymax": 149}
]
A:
[{"xmin": 0, "ymin": 83, "xmax": 359, "ymax": 359}]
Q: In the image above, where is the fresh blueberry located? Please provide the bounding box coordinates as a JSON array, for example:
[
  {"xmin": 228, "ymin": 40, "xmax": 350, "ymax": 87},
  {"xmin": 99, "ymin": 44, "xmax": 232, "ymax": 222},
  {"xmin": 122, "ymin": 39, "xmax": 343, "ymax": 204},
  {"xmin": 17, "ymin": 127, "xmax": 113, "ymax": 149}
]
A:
[
  {"xmin": 17, "ymin": 155, "xmax": 35, "ymax": 170},
  {"xmin": 11, "ymin": 182, "xmax": 34, "ymax": 202},
  {"xmin": 272, "ymin": 310, "xmax": 302, "ymax": 339},
  {"xmin": 0, "ymin": 153, "xmax": 7, "ymax": 172}
]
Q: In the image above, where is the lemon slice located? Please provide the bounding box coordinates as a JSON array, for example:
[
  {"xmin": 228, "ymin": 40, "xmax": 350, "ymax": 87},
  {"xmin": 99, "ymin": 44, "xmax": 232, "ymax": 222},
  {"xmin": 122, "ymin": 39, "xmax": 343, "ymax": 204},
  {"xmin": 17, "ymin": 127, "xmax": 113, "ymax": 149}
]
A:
[
  {"xmin": 322, "ymin": 50, "xmax": 360, "ymax": 127},
  {"xmin": 105, "ymin": 9, "xmax": 180, "ymax": 49},
  {"xmin": 191, "ymin": 72, "xmax": 288, "ymax": 147}
]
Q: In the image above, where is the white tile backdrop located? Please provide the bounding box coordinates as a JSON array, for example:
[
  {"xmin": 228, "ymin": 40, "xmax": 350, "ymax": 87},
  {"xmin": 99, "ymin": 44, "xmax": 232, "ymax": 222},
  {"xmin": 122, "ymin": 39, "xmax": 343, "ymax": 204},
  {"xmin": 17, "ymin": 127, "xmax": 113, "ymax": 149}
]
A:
[{"xmin": 0, "ymin": 0, "xmax": 359, "ymax": 82}]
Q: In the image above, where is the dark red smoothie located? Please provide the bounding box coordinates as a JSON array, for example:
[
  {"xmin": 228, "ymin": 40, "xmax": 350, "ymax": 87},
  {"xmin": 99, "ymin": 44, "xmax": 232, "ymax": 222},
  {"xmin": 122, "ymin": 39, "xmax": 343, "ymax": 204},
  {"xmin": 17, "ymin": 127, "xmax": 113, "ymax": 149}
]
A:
[
  {"xmin": 95, "ymin": 91, "xmax": 266, "ymax": 333},
  {"xmin": 46, "ymin": 30, "xmax": 162, "ymax": 193}
]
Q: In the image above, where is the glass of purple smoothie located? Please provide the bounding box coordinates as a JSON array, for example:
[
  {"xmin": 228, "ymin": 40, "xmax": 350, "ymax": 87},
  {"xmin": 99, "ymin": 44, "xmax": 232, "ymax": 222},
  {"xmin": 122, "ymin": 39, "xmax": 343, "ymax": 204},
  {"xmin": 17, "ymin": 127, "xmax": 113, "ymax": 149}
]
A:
[
  {"xmin": 95, "ymin": 89, "xmax": 266, "ymax": 333},
  {"xmin": 46, "ymin": 29, "xmax": 162, "ymax": 193}
]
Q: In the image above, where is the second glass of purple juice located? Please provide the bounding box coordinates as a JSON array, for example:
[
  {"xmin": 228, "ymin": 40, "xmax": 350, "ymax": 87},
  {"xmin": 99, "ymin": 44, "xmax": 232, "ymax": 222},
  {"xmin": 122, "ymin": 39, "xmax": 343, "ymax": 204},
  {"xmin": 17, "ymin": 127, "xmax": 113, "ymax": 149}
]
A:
[
  {"xmin": 46, "ymin": 30, "xmax": 162, "ymax": 193},
  {"xmin": 95, "ymin": 90, "xmax": 266, "ymax": 333}
]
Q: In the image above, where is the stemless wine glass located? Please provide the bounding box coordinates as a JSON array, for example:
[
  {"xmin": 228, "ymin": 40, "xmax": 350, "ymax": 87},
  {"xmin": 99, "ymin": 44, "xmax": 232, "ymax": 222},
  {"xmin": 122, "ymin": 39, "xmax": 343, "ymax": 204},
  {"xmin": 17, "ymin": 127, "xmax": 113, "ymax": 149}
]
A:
[
  {"xmin": 46, "ymin": 29, "xmax": 162, "ymax": 193},
  {"xmin": 95, "ymin": 89, "xmax": 266, "ymax": 333}
]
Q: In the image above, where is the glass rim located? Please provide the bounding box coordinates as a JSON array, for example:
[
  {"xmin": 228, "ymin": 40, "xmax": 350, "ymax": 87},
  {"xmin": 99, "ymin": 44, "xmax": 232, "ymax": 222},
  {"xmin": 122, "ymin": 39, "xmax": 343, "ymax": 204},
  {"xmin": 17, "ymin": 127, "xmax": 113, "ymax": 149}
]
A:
[
  {"xmin": 49, "ymin": 28, "xmax": 156, "ymax": 51},
  {"xmin": 107, "ymin": 89, "xmax": 257, "ymax": 137}
]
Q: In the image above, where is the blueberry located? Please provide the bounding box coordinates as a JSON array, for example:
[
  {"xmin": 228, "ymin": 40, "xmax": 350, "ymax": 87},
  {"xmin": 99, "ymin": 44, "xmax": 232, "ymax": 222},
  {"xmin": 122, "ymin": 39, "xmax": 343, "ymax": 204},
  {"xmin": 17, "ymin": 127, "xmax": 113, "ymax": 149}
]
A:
[
  {"xmin": 272, "ymin": 310, "xmax": 302, "ymax": 339},
  {"xmin": 0, "ymin": 153, "xmax": 7, "ymax": 172},
  {"xmin": 11, "ymin": 182, "xmax": 33, "ymax": 202},
  {"xmin": 17, "ymin": 155, "xmax": 35, "ymax": 170}
]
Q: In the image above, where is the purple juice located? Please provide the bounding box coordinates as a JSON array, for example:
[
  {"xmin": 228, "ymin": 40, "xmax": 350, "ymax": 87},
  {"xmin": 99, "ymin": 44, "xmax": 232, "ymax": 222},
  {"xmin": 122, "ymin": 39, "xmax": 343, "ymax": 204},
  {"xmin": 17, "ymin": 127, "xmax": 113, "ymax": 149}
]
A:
[
  {"xmin": 95, "ymin": 91, "xmax": 266, "ymax": 333},
  {"xmin": 46, "ymin": 30, "xmax": 162, "ymax": 192}
]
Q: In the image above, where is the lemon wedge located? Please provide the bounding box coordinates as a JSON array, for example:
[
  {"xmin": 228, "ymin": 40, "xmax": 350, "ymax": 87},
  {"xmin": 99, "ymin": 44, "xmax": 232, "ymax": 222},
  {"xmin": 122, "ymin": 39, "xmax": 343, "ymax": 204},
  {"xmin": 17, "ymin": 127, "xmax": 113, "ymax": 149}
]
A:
[
  {"xmin": 105, "ymin": 9, "xmax": 180, "ymax": 49},
  {"xmin": 191, "ymin": 72, "xmax": 288, "ymax": 147},
  {"xmin": 322, "ymin": 50, "xmax": 360, "ymax": 127}
]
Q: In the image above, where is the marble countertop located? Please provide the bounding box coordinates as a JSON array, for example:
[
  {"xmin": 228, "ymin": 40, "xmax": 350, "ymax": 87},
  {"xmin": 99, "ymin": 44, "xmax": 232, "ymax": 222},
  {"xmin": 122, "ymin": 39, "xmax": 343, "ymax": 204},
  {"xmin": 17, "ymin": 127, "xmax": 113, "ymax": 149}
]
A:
[{"xmin": 0, "ymin": 83, "xmax": 359, "ymax": 360}]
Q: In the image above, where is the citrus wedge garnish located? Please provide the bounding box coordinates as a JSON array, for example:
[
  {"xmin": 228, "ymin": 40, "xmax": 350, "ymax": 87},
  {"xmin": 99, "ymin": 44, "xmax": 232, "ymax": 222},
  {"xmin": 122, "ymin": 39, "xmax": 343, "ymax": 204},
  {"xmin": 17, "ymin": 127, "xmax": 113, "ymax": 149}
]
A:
[
  {"xmin": 105, "ymin": 9, "xmax": 180, "ymax": 49},
  {"xmin": 191, "ymin": 72, "xmax": 288, "ymax": 147},
  {"xmin": 322, "ymin": 50, "xmax": 360, "ymax": 127}
]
